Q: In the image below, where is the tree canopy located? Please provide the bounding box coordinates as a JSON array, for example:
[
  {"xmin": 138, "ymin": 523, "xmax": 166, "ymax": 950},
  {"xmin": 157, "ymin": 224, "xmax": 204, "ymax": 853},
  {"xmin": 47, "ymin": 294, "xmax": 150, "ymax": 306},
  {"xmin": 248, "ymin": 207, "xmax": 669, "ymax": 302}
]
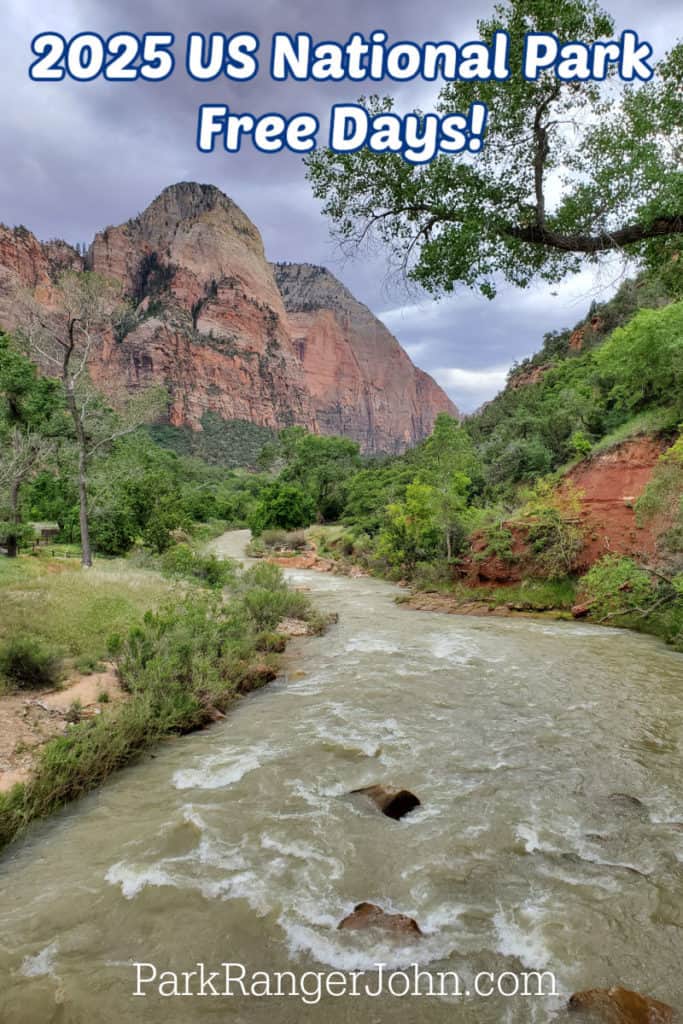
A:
[{"xmin": 305, "ymin": 0, "xmax": 682, "ymax": 297}]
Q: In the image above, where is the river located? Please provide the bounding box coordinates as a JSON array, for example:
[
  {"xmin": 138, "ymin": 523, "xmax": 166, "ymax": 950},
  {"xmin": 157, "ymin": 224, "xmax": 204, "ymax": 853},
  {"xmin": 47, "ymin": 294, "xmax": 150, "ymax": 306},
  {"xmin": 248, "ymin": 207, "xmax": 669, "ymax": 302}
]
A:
[{"xmin": 0, "ymin": 530, "xmax": 682, "ymax": 1022}]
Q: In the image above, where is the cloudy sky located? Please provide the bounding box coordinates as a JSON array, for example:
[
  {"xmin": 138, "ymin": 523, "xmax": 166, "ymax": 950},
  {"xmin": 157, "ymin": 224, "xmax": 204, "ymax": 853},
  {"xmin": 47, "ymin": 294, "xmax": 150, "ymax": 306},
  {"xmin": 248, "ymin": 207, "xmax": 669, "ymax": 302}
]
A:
[{"xmin": 1, "ymin": 0, "xmax": 679, "ymax": 411}]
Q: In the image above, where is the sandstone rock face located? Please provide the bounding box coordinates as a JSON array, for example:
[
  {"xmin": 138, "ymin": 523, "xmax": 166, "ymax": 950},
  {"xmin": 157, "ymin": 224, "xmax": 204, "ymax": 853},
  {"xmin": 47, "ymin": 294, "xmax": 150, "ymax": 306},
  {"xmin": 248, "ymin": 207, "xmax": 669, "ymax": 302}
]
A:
[
  {"xmin": 337, "ymin": 902, "xmax": 422, "ymax": 936},
  {"xmin": 560, "ymin": 435, "xmax": 669, "ymax": 571},
  {"xmin": 0, "ymin": 226, "xmax": 82, "ymax": 325},
  {"xmin": 87, "ymin": 182, "xmax": 315, "ymax": 433},
  {"xmin": 274, "ymin": 262, "xmax": 458, "ymax": 453},
  {"xmin": 0, "ymin": 182, "xmax": 458, "ymax": 453}
]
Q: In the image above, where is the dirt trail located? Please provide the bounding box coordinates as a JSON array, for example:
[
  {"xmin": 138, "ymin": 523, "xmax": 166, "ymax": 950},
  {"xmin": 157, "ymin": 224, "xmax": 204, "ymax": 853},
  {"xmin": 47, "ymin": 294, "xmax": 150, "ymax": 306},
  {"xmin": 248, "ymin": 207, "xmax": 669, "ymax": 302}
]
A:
[{"xmin": 0, "ymin": 667, "xmax": 123, "ymax": 792}]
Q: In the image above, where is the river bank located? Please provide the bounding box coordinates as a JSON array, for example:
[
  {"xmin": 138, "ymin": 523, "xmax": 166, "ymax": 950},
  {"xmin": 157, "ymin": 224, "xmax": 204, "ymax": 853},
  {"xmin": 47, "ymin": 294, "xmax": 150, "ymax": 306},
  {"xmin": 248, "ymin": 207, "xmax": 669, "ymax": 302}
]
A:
[
  {"xmin": 0, "ymin": 536, "xmax": 325, "ymax": 849},
  {"xmin": 256, "ymin": 527, "xmax": 683, "ymax": 650}
]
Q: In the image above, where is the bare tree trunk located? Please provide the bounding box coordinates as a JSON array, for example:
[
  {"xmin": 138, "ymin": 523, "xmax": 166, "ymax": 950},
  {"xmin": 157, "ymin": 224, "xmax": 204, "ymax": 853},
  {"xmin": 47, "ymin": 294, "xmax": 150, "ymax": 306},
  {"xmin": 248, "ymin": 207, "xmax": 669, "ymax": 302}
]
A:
[
  {"xmin": 65, "ymin": 383, "xmax": 92, "ymax": 568},
  {"xmin": 77, "ymin": 445, "xmax": 92, "ymax": 568},
  {"xmin": 6, "ymin": 479, "xmax": 20, "ymax": 558}
]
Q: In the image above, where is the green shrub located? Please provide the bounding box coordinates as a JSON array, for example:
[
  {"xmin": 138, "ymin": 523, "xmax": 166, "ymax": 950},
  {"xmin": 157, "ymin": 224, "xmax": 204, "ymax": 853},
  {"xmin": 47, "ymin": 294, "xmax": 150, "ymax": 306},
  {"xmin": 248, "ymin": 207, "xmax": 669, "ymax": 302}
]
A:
[
  {"xmin": 258, "ymin": 529, "xmax": 309, "ymax": 552},
  {"xmin": 569, "ymin": 430, "xmax": 593, "ymax": 457},
  {"xmin": 255, "ymin": 631, "xmax": 287, "ymax": 653},
  {"xmin": 596, "ymin": 302, "xmax": 683, "ymax": 416},
  {"xmin": 160, "ymin": 542, "xmax": 195, "ymax": 576},
  {"xmin": 65, "ymin": 700, "xmax": 83, "ymax": 724},
  {"xmin": 580, "ymin": 556, "xmax": 683, "ymax": 648},
  {"xmin": 261, "ymin": 529, "xmax": 289, "ymax": 549},
  {"xmin": 412, "ymin": 561, "xmax": 453, "ymax": 592},
  {"xmin": 90, "ymin": 508, "xmax": 137, "ymax": 556},
  {"xmin": 581, "ymin": 556, "xmax": 657, "ymax": 618},
  {"xmin": 0, "ymin": 636, "xmax": 62, "ymax": 691},
  {"xmin": 142, "ymin": 502, "xmax": 191, "ymax": 554},
  {"xmin": 238, "ymin": 562, "xmax": 312, "ymax": 629},
  {"xmin": 245, "ymin": 536, "xmax": 266, "ymax": 558},
  {"xmin": 160, "ymin": 543, "xmax": 236, "ymax": 589},
  {"xmin": 477, "ymin": 523, "xmax": 516, "ymax": 562},
  {"xmin": 525, "ymin": 507, "xmax": 583, "ymax": 578}
]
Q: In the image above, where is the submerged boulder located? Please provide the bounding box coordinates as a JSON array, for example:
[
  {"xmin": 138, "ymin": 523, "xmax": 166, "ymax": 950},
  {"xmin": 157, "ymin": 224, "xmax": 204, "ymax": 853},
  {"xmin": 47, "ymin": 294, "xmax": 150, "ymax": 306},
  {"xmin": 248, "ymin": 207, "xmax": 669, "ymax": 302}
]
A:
[
  {"xmin": 338, "ymin": 902, "xmax": 422, "ymax": 936},
  {"xmin": 568, "ymin": 987, "xmax": 673, "ymax": 1024},
  {"xmin": 350, "ymin": 784, "xmax": 421, "ymax": 820},
  {"xmin": 608, "ymin": 793, "xmax": 648, "ymax": 819}
]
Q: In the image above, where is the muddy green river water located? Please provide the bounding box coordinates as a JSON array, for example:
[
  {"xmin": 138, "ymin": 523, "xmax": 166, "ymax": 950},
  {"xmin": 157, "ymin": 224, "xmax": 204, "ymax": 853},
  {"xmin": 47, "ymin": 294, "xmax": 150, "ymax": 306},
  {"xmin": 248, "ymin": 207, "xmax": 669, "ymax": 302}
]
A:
[{"xmin": 1, "ymin": 531, "xmax": 682, "ymax": 1023}]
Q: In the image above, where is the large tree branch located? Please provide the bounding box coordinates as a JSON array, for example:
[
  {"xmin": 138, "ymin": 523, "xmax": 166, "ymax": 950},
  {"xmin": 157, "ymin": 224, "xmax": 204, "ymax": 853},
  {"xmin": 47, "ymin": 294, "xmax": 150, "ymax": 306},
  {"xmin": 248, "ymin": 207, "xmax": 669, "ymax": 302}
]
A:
[{"xmin": 505, "ymin": 214, "xmax": 683, "ymax": 253}]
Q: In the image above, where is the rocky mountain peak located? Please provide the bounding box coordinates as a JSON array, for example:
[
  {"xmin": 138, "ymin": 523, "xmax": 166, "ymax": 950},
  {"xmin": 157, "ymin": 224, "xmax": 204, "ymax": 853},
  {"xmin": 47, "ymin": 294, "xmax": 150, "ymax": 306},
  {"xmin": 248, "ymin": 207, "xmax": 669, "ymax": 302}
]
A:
[
  {"xmin": 118, "ymin": 181, "xmax": 262, "ymax": 258},
  {"xmin": 139, "ymin": 181, "xmax": 236, "ymax": 224}
]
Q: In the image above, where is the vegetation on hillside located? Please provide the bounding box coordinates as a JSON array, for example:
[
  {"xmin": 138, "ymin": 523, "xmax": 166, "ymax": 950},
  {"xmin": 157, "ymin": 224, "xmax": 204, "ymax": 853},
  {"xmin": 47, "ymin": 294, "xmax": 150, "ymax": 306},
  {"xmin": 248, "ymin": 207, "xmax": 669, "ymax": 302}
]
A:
[
  {"xmin": 150, "ymin": 413, "xmax": 276, "ymax": 469},
  {"xmin": 243, "ymin": 261, "xmax": 683, "ymax": 648}
]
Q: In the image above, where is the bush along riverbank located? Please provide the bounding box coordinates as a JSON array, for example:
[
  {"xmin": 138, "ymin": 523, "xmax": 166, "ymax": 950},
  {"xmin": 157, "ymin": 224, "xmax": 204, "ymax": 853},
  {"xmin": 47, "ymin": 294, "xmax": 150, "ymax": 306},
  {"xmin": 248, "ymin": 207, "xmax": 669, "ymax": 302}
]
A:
[{"xmin": 0, "ymin": 554, "xmax": 327, "ymax": 853}]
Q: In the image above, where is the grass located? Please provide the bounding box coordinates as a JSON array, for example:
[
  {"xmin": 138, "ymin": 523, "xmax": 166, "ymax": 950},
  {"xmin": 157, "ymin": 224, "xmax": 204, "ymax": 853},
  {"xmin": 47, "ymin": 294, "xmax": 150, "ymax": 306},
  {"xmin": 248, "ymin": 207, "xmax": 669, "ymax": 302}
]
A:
[
  {"xmin": 447, "ymin": 577, "xmax": 577, "ymax": 612},
  {"xmin": 0, "ymin": 555, "xmax": 173, "ymax": 666}
]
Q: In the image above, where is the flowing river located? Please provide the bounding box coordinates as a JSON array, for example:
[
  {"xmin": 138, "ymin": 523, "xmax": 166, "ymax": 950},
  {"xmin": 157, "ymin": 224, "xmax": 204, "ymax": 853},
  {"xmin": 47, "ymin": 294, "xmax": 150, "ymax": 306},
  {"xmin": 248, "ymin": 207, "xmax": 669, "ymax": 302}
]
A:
[{"xmin": 1, "ymin": 531, "xmax": 682, "ymax": 1022}]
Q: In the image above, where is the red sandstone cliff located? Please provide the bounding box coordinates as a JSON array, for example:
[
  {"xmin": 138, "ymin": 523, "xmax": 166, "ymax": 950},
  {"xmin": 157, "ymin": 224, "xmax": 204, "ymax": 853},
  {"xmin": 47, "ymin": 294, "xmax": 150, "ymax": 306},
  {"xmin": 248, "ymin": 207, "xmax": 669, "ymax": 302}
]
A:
[
  {"xmin": 560, "ymin": 435, "xmax": 670, "ymax": 570},
  {"xmin": 460, "ymin": 435, "xmax": 670, "ymax": 584},
  {"xmin": 0, "ymin": 182, "xmax": 457, "ymax": 453},
  {"xmin": 273, "ymin": 262, "xmax": 458, "ymax": 453}
]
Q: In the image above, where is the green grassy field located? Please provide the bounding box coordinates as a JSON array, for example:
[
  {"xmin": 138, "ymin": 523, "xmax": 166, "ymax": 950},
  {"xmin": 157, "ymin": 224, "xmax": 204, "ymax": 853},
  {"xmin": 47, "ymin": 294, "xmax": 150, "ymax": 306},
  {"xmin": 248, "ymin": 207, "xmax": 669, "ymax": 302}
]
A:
[{"xmin": 0, "ymin": 554, "xmax": 173, "ymax": 667}]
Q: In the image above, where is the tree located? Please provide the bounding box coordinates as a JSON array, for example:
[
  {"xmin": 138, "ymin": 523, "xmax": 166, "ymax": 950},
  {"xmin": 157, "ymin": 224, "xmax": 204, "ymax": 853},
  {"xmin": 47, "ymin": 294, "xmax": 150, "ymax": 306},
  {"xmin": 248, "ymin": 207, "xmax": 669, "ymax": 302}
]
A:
[
  {"xmin": 0, "ymin": 428, "xmax": 55, "ymax": 556},
  {"xmin": 595, "ymin": 302, "xmax": 683, "ymax": 414},
  {"xmin": 277, "ymin": 430, "xmax": 362, "ymax": 520},
  {"xmin": 417, "ymin": 414, "xmax": 480, "ymax": 557},
  {"xmin": 247, "ymin": 482, "xmax": 316, "ymax": 535},
  {"xmin": 20, "ymin": 272, "xmax": 166, "ymax": 566},
  {"xmin": 305, "ymin": 0, "xmax": 682, "ymax": 297},
  {"xmin": 376, "ymin": 481, "xmax": 442, "ymax": 573},
  {"xmin": 0, "ymin": 336, "xmax": 64, "ymax": 556},
  {"xmin": 636, "ymin": 431, "xmax": 683, "ymax": 564}
]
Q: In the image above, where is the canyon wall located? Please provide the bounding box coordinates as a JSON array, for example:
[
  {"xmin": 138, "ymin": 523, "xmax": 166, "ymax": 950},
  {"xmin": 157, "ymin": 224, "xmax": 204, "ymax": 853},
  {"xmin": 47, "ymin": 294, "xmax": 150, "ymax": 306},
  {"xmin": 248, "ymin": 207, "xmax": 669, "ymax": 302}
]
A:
[
  {"xmin": 274, "ymin": 262, "xmax": 458, "ymax": 454},
  {"xmin": 0, "ymin": 182, "xmax": 457, "ymax": 454}
]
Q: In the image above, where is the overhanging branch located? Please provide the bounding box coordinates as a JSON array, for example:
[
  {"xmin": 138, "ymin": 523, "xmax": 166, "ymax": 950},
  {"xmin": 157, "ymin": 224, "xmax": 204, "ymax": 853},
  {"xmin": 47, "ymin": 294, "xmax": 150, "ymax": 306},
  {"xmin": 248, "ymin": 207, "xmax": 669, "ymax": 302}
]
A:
[{"xmin": 506, "ymin": 215, "xmax": 683, "ymax": 253}]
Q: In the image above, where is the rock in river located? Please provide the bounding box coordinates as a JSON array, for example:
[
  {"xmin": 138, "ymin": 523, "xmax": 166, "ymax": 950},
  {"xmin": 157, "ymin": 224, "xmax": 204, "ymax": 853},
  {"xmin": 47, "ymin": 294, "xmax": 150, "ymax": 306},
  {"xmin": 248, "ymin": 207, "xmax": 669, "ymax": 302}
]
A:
[
  {"xmin": 338, "ymin": 902, "xmax": 422, "ymax": 936},
  {"xmin": 350, "ymin": 784, "xmax": 421, "ymax": 820},
  {"xmin": 568, "ymin": 987, "xmax": 673, "ymax": 1024}
]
